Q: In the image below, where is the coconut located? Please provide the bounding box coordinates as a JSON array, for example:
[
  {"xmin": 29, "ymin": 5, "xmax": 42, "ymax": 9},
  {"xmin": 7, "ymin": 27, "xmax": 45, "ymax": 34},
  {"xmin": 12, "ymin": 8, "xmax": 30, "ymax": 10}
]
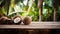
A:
[
  {"xmin": 23, "ymin": 16, "xmax": 32, "ymax": 25},
  {"xmin": 12, "ymin": 15, "xmax": 22, "ymax": 25}
]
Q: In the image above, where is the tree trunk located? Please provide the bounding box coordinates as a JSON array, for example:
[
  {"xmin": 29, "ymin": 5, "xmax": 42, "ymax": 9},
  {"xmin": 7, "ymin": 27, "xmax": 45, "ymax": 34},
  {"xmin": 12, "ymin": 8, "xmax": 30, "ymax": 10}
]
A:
[
  {"xmin": 5, "ymin": 0, "xmax": 10, "ymax": 16},
  {"xmin": 54, "ymin": 8, "xmax": 57, "ymax": 21},
  {"xmin": 53, "ymin": 0, "xmax": 58, "ymax": 21},
  {"xmin": 38, "ymin": 0, "xmax": 43, "ymax": 21}
]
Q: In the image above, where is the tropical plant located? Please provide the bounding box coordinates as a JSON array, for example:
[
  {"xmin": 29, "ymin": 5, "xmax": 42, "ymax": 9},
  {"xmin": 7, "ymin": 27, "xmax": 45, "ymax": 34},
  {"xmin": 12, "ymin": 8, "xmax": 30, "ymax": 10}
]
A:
[{"xmin": 8, "ymin": 0, "xmax": 39, "ymax": 21}]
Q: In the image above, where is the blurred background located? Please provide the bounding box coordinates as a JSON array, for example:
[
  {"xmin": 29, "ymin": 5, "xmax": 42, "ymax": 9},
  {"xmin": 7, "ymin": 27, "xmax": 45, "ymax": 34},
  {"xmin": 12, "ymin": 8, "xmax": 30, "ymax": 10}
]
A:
[
  {"xmin": 0, "ymin": 0, "xmax": 60, "ymax": 34},
  {"xmin": 0, "ymin": 0, "xmax": 60, "ymax": 21},
  {"xmin": 0, "ymin": 0, "xmax": 39, "ymax": 21}
]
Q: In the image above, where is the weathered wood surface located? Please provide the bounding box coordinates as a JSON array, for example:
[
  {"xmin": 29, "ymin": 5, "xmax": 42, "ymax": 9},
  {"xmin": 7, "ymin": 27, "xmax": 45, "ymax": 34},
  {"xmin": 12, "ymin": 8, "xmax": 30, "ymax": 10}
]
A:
[{"xmin": 0, "ymin": 22, "xmax": 60, "ymax": 29}]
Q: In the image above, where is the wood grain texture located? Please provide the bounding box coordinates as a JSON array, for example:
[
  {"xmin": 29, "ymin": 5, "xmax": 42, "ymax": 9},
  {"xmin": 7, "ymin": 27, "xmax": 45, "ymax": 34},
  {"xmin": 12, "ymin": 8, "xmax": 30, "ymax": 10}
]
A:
[{"xmin": 0, "ymin": 22, "xmax": 60, "ymax": 29}]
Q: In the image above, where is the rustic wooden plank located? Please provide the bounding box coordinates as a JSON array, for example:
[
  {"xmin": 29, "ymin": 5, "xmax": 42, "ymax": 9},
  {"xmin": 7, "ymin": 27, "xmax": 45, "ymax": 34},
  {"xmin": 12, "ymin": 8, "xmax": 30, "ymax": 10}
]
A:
[{"xmin": 0, "ymin": 22, "xmax": 60, "ymax": 29}]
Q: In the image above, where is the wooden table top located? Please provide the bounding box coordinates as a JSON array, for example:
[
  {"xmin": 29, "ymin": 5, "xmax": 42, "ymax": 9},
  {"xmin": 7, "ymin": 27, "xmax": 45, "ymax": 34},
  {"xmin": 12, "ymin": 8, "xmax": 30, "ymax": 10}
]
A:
[{"xmin": 0, "ymin": 22, "xmax": 60, "ymax": 29}]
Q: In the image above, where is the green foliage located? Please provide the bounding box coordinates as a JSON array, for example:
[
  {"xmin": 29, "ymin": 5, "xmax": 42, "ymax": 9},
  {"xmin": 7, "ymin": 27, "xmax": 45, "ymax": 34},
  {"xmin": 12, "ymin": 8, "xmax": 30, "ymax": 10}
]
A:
[
  {"xmin": 42, "ymin": 0, "xmax": 53, "ymax": 21},
  {"xmin": 44, "ymin": 0, "xmax": 53, "ymax": 7},
  {"xmin": 1, "ymin": 0, "xmax": 59, "ymax": 21},
  {"xmin": 8, "ymin": 0, "xmax": 39, "ymax": 21}
]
